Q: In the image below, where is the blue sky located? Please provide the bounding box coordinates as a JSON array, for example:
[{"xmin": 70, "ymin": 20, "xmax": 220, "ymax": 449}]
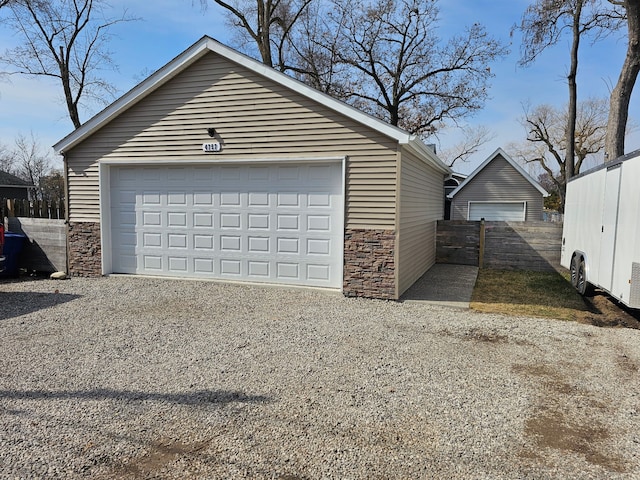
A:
[{"xmin": 0, "ymin": 0, "xmax": 637, "ymax": 174}]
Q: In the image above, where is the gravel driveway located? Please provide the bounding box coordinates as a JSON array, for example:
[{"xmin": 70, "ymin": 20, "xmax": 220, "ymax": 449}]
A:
[{"xmin": 1, "ymin": 276, "xmax": 639, "ymax": 479}]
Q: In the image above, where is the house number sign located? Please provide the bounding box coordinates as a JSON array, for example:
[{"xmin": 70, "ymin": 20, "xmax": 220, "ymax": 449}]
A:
[{"xmin": 202, "ymin": 142, "xmax": 222, "ymax": 153}]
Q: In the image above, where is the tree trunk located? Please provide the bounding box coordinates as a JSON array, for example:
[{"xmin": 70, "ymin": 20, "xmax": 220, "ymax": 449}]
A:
[
  {"xmin": 257, "ymin": 0, "xmax": 273, "ymax": 67},
  {"xmin": 59, "ymin": 46, "xmax": 82, "ymax": 129},
  {"xmin": 566, "ymin": 2, "xmax": 583, "ymax": 181},
  {"xmin": 605, "ymin": 0, "xmax": 640, "ymax": 161}
]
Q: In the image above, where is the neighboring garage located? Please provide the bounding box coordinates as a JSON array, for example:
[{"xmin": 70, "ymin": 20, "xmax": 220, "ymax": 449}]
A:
[
  {"xmin": 448, "ymin": 148, "xmax": 548, "ymax": 222},
  {"xmin": 55, "ymin": 36, "xmax": 450, "ymax": 300}
]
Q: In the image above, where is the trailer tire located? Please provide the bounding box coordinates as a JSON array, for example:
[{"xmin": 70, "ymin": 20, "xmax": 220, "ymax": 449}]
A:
[
  {"xmin": 570, "ymin": 256, "xmax": 579, "ymax": 288},
  {"xmin": 576, "ymin": 259, "xmax": 594, "ymax": 297}
]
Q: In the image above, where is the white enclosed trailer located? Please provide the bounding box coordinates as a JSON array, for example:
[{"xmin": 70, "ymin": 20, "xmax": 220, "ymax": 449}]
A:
[{"xmin": 561, "ymin": 149, "xmax": 640, "ymax": 308}]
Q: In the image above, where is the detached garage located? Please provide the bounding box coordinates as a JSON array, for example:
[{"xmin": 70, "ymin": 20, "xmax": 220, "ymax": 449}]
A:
[
  {"xmin": 55, "ymin": 36, "xmax": 450, "ymax": 300},
  {"xmin": 448, "ymin": 148, "xmax": 548, "ymax": 222}
]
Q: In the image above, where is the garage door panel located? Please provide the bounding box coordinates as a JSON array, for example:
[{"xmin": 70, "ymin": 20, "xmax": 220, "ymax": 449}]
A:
[
  {"xmin": 468, "ymin": 202, "xmax": 526, "ymax": 221},
  {"xmin": 248, "ymin": 192, "xmax": 269, "ymax": 206},
  {"xmin": 117, "ymin": 232, "xmax": 137, "ymax": 247},
  {"xmin": 248, "ymin": 236, "xmax": 270, "ymax": 253},
  {"xmin": 308, "ymin": 193, "xmax": 331, "ymax": 207},
  {"xmin": 277, "ymin": 262, "xmax": 299, "ymax": 279},
  {"xmin": 277, "ymin": 214, "xmax": 299, "ymax": 230},
  {"xmin": 193, "ymin": 235, "xmax": 214, "ymax": 250},
  {"xmin": 248, "ymin": 261, "xmax": 270, "ymax": 277},
  {"xmin": 308, "ymin": 215, "xmax": 330, "ymax": 231},
  {"xmin": 144, "ymin": 255, "xmax": 162, "ymax": 270},
  {"xmin": 143, "ymin": 232, "xmax": 162, "ymax": 248},
  {"xmin": 308, "ymin": 238, "xmax": 330, "ymax": 255},
  {"xmin": 110, "ymin": 163, "xmax": 343, "ymax": 288},
  {"xmin": 278, "ymin": 165, "xmax": 301, "ymax": 181},
  {"xmin": 220, "ymin": 213, "xmax": 241, "ymax": 228},
  {"xmin": 193, "ymin": 192, "xmax": 214, "ymax": 205},
  {"xmin": 193, "ymin": 212, "xmax": 214, "ymax": 228},
  {"xmin": 168, "ymin": 256, "xmax": 188, "ymax": 272},
  {"xmin": 308, "ymin": 264, "xmax": 330, "ymax": 281},
  {"xmin": 168, "ymin": 233, "xmax": 187, "ymax": 248},
  {"xmin": 194, "ymin": 257, "xmax": 214, "ymax": 273},
  {"xmin": 142, "ymin": 192, "xmax": 161, "ymax": 205},
  {"xmin": 142, "ymin": 211, "xmax": 162, "ymax": 226},
  {"xmin": 117, "ymin": 253, "xmax": 137, "ymax": 270},
  {"xmin": 248, "ymin": 214, "xmax": 269, "ymax": 229},
  {"xmin": 220, "ymin": 192, "xmax": 241, "ymax": 206},
  {"xmin": 221, "ymin": 259, "xmax": 241, "ymax": 275}
]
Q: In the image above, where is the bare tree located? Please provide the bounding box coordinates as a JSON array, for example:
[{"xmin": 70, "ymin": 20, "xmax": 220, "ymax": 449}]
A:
[
  {"xmin": 10, "ymin": 132, "xmax": 53, "ymax": 192},
  {"xmin": 1, "ymin": 0, "xmax": 135, "ymax": 129},
  {"xmin": 323, "ymin": 0, "xmax": 508, "ymax": 136},
  {"xmin": 438, "ymin": 125, "xmax": 496, "ymax": 168},
  {"xmin": 516, "ymin": 0, "xmax": 619, "ymax": 182},
  {"xmin": 200, "ymin": 0, "xmax": 313, "ymax": 71},
  {"xmin": 39, "ymin": 170, "xmax": 65, "ymax": 202},
  {"xmin": 0, "ymin": 142, "xmax": 14, "ymax": 173},
  {"xmin": 512, "ymin": 98, "xmax": 609, "ymax": 211},
  {"xmin": 605, "ymin": 0, "xmax": 640, "ymax": 160},
  {"xmin": 283, "ymin": 0, "xmax": 350, "ymax": 97}
]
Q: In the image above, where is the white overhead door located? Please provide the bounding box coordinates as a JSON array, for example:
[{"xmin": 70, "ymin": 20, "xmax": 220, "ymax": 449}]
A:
[
  {"xmin": 109, "ymin": 162, "xmax": 344, "ymax": 288},
  {"xmin": 468, "ymin": 202, "xmax": 526, "ymax": 221}
]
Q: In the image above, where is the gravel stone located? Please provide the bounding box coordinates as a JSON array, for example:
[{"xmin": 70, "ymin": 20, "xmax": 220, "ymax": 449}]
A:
[{"xmin": 1, "ymin": 275, "xmax": 639, "ymax": 479}]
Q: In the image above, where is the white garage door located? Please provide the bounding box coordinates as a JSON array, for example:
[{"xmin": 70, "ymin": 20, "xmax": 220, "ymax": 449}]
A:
[
  {"xmin": 109, "ymin": 162, "xmax": 344, "ymax": 288},
  {"xmin": 468, "ymin": 202, "xmax": 526, "ymax": 221}
]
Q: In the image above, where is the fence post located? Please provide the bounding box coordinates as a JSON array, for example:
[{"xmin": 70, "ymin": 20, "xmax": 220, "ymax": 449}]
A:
[
  {"xmin": 479, "ymin": 218, "xmax": 485, "ymax": 269},
  {"xmin": 7, "ymin": 198, "xmax": 15, "ymax": 217}
]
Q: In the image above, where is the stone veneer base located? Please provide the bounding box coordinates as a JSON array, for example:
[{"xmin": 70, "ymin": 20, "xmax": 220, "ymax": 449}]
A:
[
  {"xmin": 68, "ymin": 222, "xmax": 102, "ymax": 277},
  {"xmin": 343, "ymin": 229, "xmax": 396, "ymax": 300},
  {"xmin": 66, "ymin": 223, "xmax": 398, "ymax": 298}
]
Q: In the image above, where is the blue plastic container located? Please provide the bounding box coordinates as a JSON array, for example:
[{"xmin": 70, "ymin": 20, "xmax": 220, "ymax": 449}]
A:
[{"xmin": 1, "ymin": 232, "xmax": 26, "ymax": 277}]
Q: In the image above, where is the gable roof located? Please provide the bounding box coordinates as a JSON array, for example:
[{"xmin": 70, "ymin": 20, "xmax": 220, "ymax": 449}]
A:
[
  {"xmin": 0, "ymin": 170, "xmax": 34, "ymax": 188},
  {"xmin": 54, "ymin": 36, "xmax": 450, "ymax": 175},
  {"xmin": 447, "ymin": 148, "xmax": 549, "ymax": 198}
]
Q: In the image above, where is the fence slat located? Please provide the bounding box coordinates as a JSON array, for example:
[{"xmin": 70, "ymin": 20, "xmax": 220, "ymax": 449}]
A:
[{"xmin": 0, "ymin": 198, "xmax": 66, "ymax": 220}]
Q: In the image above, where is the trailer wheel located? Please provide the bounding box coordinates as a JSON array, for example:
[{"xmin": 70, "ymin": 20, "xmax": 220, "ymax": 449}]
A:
[
  {"xmin": 576, "ymin": 259, "xmax": 594, "ymax": 296},
  {"xmin": 570, "ymin": 256, "xmax": 579, "ymax": 288}
]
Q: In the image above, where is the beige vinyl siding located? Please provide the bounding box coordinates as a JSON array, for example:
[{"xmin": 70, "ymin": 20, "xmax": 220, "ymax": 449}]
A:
[
  {"xmin": 65, "ymin": 52, "xmax": 398, "ymax": 227},
  {"xmin": 450, "ymin": 154, "xmax": 544, "ymax": 222},
  {"xmin": 396, "ymin": 147, "xmax": 445, "ymax": 297}
]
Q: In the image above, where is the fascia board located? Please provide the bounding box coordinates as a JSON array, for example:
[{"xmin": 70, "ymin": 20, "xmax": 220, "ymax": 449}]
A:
[{"xmin": 403, "ymin": 139, "xmax": 451, "ymax": 175}]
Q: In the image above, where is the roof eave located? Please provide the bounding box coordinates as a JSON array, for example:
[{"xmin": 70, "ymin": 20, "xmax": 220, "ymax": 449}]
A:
[{"xmin": 403, "ymin": 137, "xmax": 451, "ymax": 175}]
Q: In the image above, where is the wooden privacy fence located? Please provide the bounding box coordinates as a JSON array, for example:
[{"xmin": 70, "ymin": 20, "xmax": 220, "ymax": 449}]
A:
[
  {"xmin": 1, "ymin": 198, "xmax": 67, "ymax": 273},
  {"xmin": 1, "ymin": 198, "xmax": 65, "ymax": 220},
  {"xmin": 436, "ymin": 220, "xmax": 563, "ymax": 272}
]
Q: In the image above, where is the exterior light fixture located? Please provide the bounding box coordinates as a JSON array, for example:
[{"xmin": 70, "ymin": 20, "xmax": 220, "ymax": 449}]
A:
[{"xmin": 207, "ymin": 128, "xmax": 216, "ymax": 137}]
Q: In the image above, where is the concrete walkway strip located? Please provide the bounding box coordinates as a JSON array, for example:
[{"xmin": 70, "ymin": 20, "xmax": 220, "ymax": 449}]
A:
[{"xmin": 401, "ymin": 264, "xmax": 479, "ymax": 308}]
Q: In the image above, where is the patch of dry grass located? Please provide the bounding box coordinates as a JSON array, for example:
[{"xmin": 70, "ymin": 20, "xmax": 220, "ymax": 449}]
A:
[{"xmin": 470, "ymin": 269, "xmax": 591, "ymax": 321}]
